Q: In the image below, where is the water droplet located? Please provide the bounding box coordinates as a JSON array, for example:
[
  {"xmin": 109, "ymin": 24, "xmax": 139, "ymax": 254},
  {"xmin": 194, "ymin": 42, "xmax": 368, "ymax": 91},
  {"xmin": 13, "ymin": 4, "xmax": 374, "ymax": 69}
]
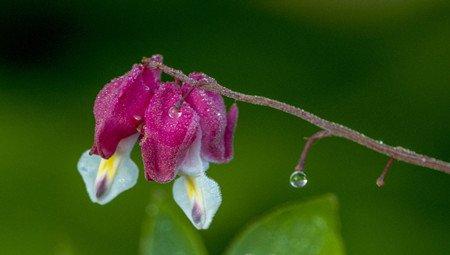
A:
[
  {"xmin": 290, "ymin": 171, "xmax": 308, "ymax": 188},
  {"xmin": 169, "ymin": 106, "xmax": 182, "ymax": 118},
  {"xmin": 133, "ymin": 115, "xmax": 142, "ymax": 121}
]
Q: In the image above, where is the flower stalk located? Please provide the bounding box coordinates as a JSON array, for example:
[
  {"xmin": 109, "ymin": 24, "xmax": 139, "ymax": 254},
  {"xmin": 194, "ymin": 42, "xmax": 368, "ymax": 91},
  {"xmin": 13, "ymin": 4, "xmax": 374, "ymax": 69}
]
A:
[
  {"xmin": 294, "ymin": 130, "xmax": 332, "ymax": 172},
  {"xmin": 376, "ymin": 157, "xmax": 395, "ymax": 187},
  {"xmin": 142, "ymin": 57, "xmax": 450, "ymax": 176}
]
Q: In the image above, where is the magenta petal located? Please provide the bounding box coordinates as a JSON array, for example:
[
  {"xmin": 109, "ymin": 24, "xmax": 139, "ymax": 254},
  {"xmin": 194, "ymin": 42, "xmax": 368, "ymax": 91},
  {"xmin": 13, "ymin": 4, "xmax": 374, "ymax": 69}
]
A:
[
  {"xmin": 183, "ymin": 72, "xmax": 238, "ymax": 163},
  {"xmin": 91, "ymin": 55, "xmax": 162, "ymax": 158},
  {"xmin": 140, "ymin": 83, "xmax": 200, "ymax": 183},
  {"xmin": 223, "ymin": 103, "xmax": 238, "ymax": 162}
]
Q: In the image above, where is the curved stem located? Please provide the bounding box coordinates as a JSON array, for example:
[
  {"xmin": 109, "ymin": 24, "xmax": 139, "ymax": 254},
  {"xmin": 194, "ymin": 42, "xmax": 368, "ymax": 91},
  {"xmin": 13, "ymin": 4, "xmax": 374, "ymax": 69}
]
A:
[
  {"xmin": 143, "ymin": 58, "xmax": 450, "ymax": 175},
  {"xmin": 295, "ymin": 130, "xmax": 332, "ymax": 172}
]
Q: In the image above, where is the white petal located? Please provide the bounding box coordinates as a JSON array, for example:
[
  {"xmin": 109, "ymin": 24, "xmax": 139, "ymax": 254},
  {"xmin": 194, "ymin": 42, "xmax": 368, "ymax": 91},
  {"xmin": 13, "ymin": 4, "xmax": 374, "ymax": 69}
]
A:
[
  {"xmin": 77, "ymin": 150, "xmax": 138, "ymax": 205},
  {"xmin": 178, "ymin": 129, "xmax": 209, "ymax": 176},
  {"xmin": 172, "ymin": 174, "xmax": 221, "ymax": 229},
  {"xmin": 77, "ymin": 134, "xmax": 139, "ymax": 205},
  {"xmin": 115, "ymin": 133, "xmax": 139, "ymax": 156}
]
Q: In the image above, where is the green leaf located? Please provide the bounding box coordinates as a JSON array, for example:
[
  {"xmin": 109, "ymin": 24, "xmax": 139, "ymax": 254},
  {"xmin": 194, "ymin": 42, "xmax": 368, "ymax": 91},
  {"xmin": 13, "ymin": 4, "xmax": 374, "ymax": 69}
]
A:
[
  {"xmin": 140, "ymin": 189, "xmax": 208, "ymax": 255},
  {"xmin": 225, "ymin": 194, "xmax": 345, "ymax": 255}
]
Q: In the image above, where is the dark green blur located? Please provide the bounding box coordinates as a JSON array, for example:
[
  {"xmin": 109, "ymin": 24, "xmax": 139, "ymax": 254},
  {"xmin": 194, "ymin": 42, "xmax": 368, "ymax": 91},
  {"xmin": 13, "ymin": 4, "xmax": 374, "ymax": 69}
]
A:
[{"xmin": 0, "ymin": 1, "xmax": 449, "ymax": 254}]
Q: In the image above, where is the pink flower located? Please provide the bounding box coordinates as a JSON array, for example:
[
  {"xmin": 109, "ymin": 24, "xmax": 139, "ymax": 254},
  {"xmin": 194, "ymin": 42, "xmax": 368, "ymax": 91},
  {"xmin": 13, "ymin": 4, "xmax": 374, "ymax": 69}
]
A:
[
  {"xmin": 140, "ymin": 73, "xmax": 238, "ymax": 183},
  {"xmin": 140, "ymin": 73, "xmax": 238, "ymax": 228},
  {"xmin": 77, "ymin": 57, "xmax": 238, "ymax": 229},
  {"xmin": 183, "ymin": 73, "xmax": 238, "ymax": 164},
  {"xmin": 139, "ymin": 82, "xmax": 200, "ymax": 183},
  {"xmin": 78, "ymin": 54, "xmax": 162, "ymax": 204},
  {"xmin": 91, "ymin": 55, "xmax": 162, "ymax": 159}
]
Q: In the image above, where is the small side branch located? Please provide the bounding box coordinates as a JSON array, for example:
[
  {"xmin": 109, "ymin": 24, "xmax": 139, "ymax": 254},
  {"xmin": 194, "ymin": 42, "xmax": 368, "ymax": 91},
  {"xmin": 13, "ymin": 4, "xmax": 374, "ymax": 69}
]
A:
[
  {"xmin": 377, "ymin": 158, "xmax": 395, "ymax": 187},
  {"xmin": 295, "ymin": 130, "xmax": 333, "ymax": 172},
  {"xmin": 142, "ymin": 57, "xmax": 450, "ymax": 175}
]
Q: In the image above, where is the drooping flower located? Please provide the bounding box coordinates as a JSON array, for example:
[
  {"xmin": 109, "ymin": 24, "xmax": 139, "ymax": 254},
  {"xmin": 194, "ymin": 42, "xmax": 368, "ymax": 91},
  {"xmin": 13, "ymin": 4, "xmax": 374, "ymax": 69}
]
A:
[
  {"xmin": 140, "ymin": 82, "xmax": 202, "ymax": 183},
  {"xmin": 140, "ymin": 73, "xmax": 238, "ymax": 229},
  {"xmin": 77, "ymin": 55, "xmax": 162, "ymax": 203},
  {"xmin": 91, "ymin": 55, "xmax": 162, "ymax": 159},
  {"xmin": 77, "ymin": 56, "xmax": 238, "ymax": 229},
  {"xmin": 183, "ymin": 72, "xmax": 238, "ymax": 164}
]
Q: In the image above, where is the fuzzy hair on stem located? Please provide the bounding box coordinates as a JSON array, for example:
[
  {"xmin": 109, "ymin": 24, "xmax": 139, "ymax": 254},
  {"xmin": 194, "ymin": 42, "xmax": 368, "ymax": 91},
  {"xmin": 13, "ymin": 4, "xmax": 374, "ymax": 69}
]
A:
[{"xmin": 142, "ymin": 57, "xmax": 450, "ymax": 176}]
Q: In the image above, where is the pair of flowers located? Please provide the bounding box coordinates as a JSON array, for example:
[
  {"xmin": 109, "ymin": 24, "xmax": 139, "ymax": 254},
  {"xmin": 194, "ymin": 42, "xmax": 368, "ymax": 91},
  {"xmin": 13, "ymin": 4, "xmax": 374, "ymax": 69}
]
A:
[{"xmin": 77, "ymin": 55, "xmax": 238, "ymax": 229}]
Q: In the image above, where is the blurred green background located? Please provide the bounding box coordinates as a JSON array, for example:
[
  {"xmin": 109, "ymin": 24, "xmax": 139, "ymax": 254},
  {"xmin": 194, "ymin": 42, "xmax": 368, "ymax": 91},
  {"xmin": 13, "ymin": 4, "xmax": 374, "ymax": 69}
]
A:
[{"xmin": 1, "ymin": 0, "xmax": 449, "ymax": 254}]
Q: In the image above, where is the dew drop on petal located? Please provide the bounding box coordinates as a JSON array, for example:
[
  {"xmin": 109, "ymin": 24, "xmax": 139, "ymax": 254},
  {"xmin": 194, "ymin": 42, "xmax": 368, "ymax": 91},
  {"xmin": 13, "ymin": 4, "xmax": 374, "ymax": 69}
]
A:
[
  {"xmin": 169, "ymin": 106, "xmax": 182, "ymax": 118},
  {"xmin": 290, "ymin": 171, "xmax": 308, "ymax": 188}
]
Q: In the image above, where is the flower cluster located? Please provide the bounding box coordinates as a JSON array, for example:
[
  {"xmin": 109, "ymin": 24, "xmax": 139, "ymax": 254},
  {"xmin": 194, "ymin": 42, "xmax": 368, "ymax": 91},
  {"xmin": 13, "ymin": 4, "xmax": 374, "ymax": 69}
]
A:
[{"xmin": 77, "ymin": 55, "xmax": 238, "ymax": 229}]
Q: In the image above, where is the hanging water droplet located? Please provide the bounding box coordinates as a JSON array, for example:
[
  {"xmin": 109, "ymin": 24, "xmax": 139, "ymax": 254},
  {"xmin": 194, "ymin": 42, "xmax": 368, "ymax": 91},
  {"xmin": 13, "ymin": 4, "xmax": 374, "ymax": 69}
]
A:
[
  {"xmin": 169, "ymin": 106, "xmax": 182, "ymax": 118},
  {"xmin": 290, "ymin": 171, "xmax": 308, "ymax": 188}
]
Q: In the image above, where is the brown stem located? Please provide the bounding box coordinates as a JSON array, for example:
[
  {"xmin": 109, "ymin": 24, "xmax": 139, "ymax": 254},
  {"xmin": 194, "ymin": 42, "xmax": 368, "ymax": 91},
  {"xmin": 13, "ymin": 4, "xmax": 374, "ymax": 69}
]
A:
[
  {"xmin": 143, "ymin": 58, "xmax": 450, "ymax": 175},
  {"xmin": 377, "ymin": 158, "xmax": 395, "ymax": 187},
  {"xmin": 295, "ymin": 130, "xmax": 332, "ymax": 172},
  {"xmin": 176, "ymin": 84, "xmax": 197, "ymax": 108}
]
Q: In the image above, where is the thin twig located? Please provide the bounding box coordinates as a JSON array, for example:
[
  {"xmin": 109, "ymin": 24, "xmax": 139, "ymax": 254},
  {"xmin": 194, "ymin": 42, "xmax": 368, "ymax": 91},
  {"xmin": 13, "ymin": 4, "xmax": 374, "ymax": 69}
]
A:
[
  {"xmin": 143, "ymin": 58, "xmax": 450, "ymax": 175},
  {"xmin": 295, "ymin": 130, "xmax": 333, "ymax": 172},
  {"xmin": 377, "ymin": 158, "xmax": 395, "ymax": 187}
]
